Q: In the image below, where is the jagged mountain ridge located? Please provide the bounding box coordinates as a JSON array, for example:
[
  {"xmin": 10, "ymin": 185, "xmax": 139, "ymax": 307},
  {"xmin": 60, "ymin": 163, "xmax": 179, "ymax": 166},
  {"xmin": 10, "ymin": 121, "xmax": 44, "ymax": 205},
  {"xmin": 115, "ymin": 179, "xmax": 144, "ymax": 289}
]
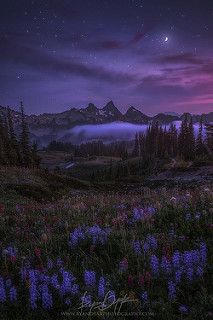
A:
[
  {"xmin": 1, "ymin": 100, "xmax": 212, "ymax": 128},
  {"xmin": 0, "ymin": 101, "xmax": 212, "ymax": 146}
]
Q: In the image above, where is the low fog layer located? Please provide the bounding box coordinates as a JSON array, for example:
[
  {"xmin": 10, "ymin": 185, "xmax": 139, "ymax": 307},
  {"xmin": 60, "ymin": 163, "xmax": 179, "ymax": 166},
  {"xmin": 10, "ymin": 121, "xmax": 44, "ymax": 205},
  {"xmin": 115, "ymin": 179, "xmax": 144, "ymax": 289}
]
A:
[{"xmin": 69, "ymin": 121, "xmax": 203, "ymax": 143}]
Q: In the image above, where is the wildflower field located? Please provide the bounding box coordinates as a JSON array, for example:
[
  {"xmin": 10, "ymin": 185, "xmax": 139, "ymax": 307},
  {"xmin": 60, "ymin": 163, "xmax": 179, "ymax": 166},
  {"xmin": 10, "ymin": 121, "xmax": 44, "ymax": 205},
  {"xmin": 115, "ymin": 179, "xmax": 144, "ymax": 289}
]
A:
[{"xmin": 0, "ymin": 186, "xmax": 212, "ymax": 319}]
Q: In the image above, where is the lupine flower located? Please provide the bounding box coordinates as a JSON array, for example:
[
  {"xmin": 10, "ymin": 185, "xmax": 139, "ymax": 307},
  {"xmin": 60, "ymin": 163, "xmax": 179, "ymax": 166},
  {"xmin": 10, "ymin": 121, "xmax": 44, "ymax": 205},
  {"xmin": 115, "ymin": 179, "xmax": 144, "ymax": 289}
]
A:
[
  {"xmin": 161, "ymin": 256, "xmax": 172, "ymax": 275},
  {"xmin": 191, "ymin": 250, "xmax": 200, "ymax": 264},
  {"xmin": 150, "ymin": 255, "xmax": 159, "ymax": 276},
  {"xmin": 0, "ymin": 277, "xmax": 6, "ymax": 303},
  {"xmin": 196, "ymin": 265, "xmax": 204, "ymax": 277},
  {"xmin": 175, "ymin": 270, "xmax": 182, "ymax": 283},
  {"xmin": 51, "ymin": 274, "xmax": 60, "ymax": 289},
  {"xmin": 147, "ymin": 235, "xmax": 158, "ymax": 250},
  {"xmin": 195, "ymin": 212, "xmax": 201, "ymax": 220},
  {"xmin": 183, "ymin": 251, "xmax": 193, "ymax": 268},
  {"xmin": 71, "ymin": 284, "xmax": 79, "ymax": 296},
  {"xmin": 172, "ymin": 251, "xmax": 181, "ymax": 269},
  {"xmin": 168, "ymin": 281, "xmax": 176, "ymax": 301},
  {"xmin": 20, "ymin": 266, "xmax": 28, "ymax": 282},
  {"xmin": 29, "ymin": 270, "xmax": 38, "ymax": 309},
  {"xmin": 56, "ymin": 258, "xmax": 64, "ymax": 267},
  {"xmin": 199, "ymin": 242, "xmax": 207, "ymax": 264},
  {"xmin": 5, "ymin": 279, "xmax": 12, "ymax": 288},
  {"xmin": 141, "ymin": 291, "xmax": 148, "ymax": 303},
  {"xmin": 47, "ymin": 258, "xmax": 53, "ymax": 269},
  {"xmin": 186, "ymin": 267, "xmax": 193, "ymax": 281},
  {"xmin": 60, "ymin": 271, "xmax": 75, "ymax": 295},
  {"xmin": 69, "ymin": 226, "xmax": 85, "ymax": 247},
  {"xmin": 9, "ymin": 286, "xmax": 17, "ymax": 302},
  {"xmin": 132, "ymin": 240, "xmax": 142, "ymax": 255},
  {"xmin": 119, "ymin": 258, "xmax": 128, "ymax": 272},
  {"xmin": 84, "ymin": 270, "xmax": 96, "ymax": 287},
  {"xmin": 143, "ymin": 241, "xmax": 150, "ymax": 253},
  {"xmin": 41, "ymin": 284, "xmax": 53, "ymax": 309},
  {"xmin": 87, "ymin": 225, "xmax": 110, "ymax": 245},
  {"xmin": 132, "ymin": 208, "xmax": 143, "ymax": 222},
  {"xmin": 98, "ymin": 277, "xmax": 105, "ymax": 300},
  {"xmin": 81, "ymin": 293, "xmax": 92, "ymax": 307},
  {"xmin": 146, "ymin": 206, "xmax": 156, "ymax": 215},
  {"xmin": 179, "ymin": 305, "xmax": 189, "ymax": 314}
]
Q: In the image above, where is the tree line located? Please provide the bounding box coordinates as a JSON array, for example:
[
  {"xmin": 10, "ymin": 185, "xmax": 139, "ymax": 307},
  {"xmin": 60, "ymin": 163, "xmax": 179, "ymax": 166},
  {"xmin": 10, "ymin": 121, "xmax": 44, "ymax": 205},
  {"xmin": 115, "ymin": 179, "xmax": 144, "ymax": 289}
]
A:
[
  {"xmin": 132, "ymin": 115, "xmax": 212, "ymax": 160},
  {"xmin": 48, "ymin": 114, "xmax": 212, "ymax": 162},
  {"xmin": 0, "ymin": 102, "xmax": 40, "ymax": 167},
  {"xmin": 47, "ymin": 140, "xmax": 128, "ymax": 159}
]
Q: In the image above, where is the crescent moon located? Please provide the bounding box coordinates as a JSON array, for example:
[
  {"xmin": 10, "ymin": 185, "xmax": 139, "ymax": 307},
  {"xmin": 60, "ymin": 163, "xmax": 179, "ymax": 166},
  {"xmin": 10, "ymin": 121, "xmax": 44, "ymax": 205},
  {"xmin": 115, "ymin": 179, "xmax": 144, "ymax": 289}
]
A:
[{"xmin": 165, "ymin": 37, "xmax": 168, "ymax": 42}]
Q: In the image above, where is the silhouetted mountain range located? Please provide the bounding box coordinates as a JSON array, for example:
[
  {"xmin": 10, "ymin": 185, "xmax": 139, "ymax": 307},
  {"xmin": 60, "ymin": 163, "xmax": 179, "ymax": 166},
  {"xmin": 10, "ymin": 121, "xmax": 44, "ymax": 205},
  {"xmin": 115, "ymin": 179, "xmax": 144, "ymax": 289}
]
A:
[
  {"xmin": 1, "ymin": 100, "xmax": 212, "ymax": 127},
  {"xmin": 0, "ymin": 101, "xmax": 212, "ymax": 146}
]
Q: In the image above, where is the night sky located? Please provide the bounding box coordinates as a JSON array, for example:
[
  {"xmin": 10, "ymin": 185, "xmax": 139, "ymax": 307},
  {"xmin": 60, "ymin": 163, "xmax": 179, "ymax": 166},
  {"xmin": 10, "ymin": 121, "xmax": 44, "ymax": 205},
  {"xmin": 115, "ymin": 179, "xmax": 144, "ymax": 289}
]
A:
[{"xmin": 0, "ymin": 0, "xmax": 213, "ymax": 115}]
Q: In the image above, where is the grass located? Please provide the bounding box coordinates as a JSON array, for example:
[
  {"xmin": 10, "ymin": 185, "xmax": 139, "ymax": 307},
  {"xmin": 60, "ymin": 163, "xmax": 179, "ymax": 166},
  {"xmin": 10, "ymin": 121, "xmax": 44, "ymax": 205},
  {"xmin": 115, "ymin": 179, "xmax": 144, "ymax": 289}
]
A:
[
  {"xmin": 0, "ymin": 183, "xmax": 212, "ymax": 319},
  {"xmin": 0, "ymin": 166, "xmax": 91, "ymax": 202}
]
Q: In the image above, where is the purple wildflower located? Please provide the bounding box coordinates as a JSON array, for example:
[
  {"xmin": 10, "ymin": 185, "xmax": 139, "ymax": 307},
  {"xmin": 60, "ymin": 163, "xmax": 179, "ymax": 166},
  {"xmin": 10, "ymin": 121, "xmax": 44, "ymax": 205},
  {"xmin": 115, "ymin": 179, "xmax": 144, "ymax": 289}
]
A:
[
  {"xmin": 29, "ymin": 270, "xmax": 38, "ymax": 309},
  {"xmin": 191, "ymin": 250, "xmax": 200, "ymax": 265},
  {"xmin": 51, "ymin": 274, "xmax": 60, "ymax": 290},
  {"xmin": 179, "ymin": 305, "xmax": 189, "ymax": 314},
  {"xmin": 0, "ymin": 277, "xmax": 6, "ymax": 303},
  {"xmin": 5, "ymin": 279, "xmax": 12, "ymax": 288},
  {"xmin": 172, "ymin": 251, "xmax": 181, "ymax": 269},
  {"xmin": 183, "ymin": 251, "xmax": 193, "ymax": 268},
  {"xmin": 141, "ymin": 291, "xmax": 148, "ymax": 303},
  {"xmin": 147, "ymin": 235, "xmax": 158, "ymax": 250},
  {"xmin": 84, "ymin": 270, "xmax": 96, "ymax": 287},
  {"xmin": 150, "ymin": 255, "xmax": 159, "ymax": 276},
  {"xmin": 132, "ymin": 208, "xmax": 143, "ymax": 222},
  {"xmin": 71, "ymin": 284, "xmax": 79, "ymax": 295},
  {"xmin": 186, "ymin": 267, "xmax": 193, "ymax": 281},
  {"xmin": 199, "ymin": 242, "xmax": 207, "ymax": 264},
  {"xmin": 41, "ymin": 284, "xmax": 53, "ymax": 309},
  {"xmin": 81, "ymin": 293, "xmax": 92, "ymax": 307},
  {"xmin": 196, "ymin": 265, "xmax": 204, "ymax": 277},
  {"xmin": 87, "ymin": 225, "xmax": 110, "ymax": 245},
  {"xmin": 9, "ymin": 286, "xmax": 17, "ymax": 302},
  {"xmin": 98, "ymin": 277, "xmax": 105, "ymax": 300},
  {"xmin": 47, "ymin": 258, "xmax": 53, "ymax": 269},
  {"xmin": 168, "ymin": 281, "xmax": 176, "ymax": 301},
  {"xmin": 69, "ymin": 226, "xmax": 85, "ymax": 247},
  {"xmin": 60, "ymin": 271, "xmax": 75, "ymax": 295},
  {"xmin": 132, "ymin": 240, "xmax": 142, "ymax": 255},
  {"xmin": 175, "ymin": 269, "xmax": 182, "ymax": 283},
  {"xmin": 143, "ymin": 241, "xmax": 150, "ymax": 253},
  {"xmin": 161, "ymin": 256, "xmax": 172, "ymax": 275}
]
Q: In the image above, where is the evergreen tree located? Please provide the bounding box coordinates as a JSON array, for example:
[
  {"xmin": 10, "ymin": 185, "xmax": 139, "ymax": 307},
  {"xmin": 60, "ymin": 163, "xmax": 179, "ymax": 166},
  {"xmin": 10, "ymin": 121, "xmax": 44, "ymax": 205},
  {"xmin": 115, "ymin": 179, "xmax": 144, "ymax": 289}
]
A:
[
  {"xmin": 132, "ymin": 132, "xmax": 139, "ymax": 157},
  {"xmin": 7, "ymin": 107, "xmax": 21, "ymax": 165},
  {"xmin": 20, "ymin": 101, "xmax": 31, "ymax": 166},
  {"xmin": 31, "ymin": 142, "xmax": 40, "ymax": 167},
  {"xmin": 187, "ymin": 117, "xmax": 195, "ymax": 160},
  {"xmin": 196, "ymin": 115, "xmax": 205, "ymax": 156}
]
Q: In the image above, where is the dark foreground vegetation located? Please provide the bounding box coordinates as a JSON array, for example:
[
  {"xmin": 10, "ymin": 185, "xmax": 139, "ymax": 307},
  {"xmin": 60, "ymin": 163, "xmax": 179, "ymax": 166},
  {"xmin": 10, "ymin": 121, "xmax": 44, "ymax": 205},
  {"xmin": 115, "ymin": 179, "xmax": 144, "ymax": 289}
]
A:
[
  {"xmin": 0, "ymin": 185, "xmax": 212, "ymax": 319},
  {"xmin": 0, "ymin": 103, "xmax": 212, "ymax": 319}
]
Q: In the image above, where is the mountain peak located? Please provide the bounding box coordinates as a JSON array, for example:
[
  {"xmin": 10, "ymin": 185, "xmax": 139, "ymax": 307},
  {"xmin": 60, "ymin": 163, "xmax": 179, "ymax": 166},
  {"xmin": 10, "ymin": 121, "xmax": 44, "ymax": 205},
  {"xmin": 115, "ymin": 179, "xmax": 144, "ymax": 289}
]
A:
[
  {"xmin": 85, "ymin": 103, "xmax": 98, "ymax": 113},
  {"xmin": 126, "ymin": 106, "xmax": 140, "ymax": 114},
  {"xmin": 102, "ymin": 101, "xmax": 122, "ymax": 117}
]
